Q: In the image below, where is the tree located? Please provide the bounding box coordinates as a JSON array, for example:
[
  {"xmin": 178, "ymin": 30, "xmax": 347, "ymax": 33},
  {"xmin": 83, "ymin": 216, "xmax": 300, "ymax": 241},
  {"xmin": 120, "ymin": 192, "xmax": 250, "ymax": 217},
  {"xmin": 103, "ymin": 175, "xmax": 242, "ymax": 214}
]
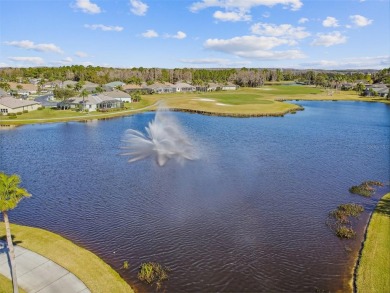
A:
[
  {"xmin": 0, "ymin": 173, "xmax": 31, "ymax": 293},
  {"xmin": 79, "ymin": 89, "xmax": 89, "ymax": 112},
  {"xmin": 0, "ymin": 82, "xmax": 11, "ymax": 92}
]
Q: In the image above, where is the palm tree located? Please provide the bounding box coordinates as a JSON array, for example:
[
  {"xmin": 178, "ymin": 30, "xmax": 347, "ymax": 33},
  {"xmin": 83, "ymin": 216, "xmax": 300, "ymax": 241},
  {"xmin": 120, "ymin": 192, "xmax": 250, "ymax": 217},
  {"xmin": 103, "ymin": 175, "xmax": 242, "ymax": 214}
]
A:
[
  {"xmin": 0, "ymin": 172, "xmax": 31, "ymax": 293},
  {"xmin": 79, "ymin": 89, "xmax": 89, "ymax": 112}
]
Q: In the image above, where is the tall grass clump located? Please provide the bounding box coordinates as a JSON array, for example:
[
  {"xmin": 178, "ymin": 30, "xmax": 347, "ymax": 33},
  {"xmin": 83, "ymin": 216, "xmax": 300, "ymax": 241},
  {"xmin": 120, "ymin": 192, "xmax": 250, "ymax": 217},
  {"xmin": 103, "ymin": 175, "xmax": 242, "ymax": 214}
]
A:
[
  {"xmin": 327, "ymin": 203, "xmax": 364, "ymax": 239},
  {"xmin": 349, "ymin": 181, "xmax": 383, "ymax": 197},
  {"xmin": 138, "ymin": 262, "xmax": 169, "ymax": 290}
]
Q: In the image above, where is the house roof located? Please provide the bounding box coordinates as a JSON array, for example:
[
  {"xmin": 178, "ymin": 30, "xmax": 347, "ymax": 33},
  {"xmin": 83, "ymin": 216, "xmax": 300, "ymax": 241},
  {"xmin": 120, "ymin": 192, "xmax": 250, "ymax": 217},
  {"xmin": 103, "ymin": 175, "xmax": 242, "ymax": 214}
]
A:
[
  {"xmin": 66, "ymin": 94, "xmax": 120, "ymax": 105},
  {"xmin": 0, "ymin": 96, "xmax": 40, "ymax": 109},
  {"xmin": 105, "ymin": 81, "xmax": 126, "ymax": 88},
  {"xmin": 104, "ymin": 89, "xmax": 131, "ymax": 99},
  {"xmin": 174, "ymin": 82, "xmax": 195, "ymax": 88}
]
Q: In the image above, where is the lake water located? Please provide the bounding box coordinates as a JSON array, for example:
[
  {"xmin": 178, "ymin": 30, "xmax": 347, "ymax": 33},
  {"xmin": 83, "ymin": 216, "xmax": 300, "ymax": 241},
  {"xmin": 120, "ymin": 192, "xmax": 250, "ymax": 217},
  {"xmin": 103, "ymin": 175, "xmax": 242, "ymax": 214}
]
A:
[{"xmin": 0, "ymin": 101, "xmax": 389, "ymax": 292}]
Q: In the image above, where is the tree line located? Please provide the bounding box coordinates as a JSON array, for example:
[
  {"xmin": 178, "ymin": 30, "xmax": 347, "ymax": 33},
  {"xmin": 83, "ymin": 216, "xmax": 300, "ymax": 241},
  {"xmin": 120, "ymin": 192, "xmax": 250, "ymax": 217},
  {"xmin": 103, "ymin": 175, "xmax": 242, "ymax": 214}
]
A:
[{"xmin": 0, "ymin": 66, "xmax": 389, "ymax": 89}]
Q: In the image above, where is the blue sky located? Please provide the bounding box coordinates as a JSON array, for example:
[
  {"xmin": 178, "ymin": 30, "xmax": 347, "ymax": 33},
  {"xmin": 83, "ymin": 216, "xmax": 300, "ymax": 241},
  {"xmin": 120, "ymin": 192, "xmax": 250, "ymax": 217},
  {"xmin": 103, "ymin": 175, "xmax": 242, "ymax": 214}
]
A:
[{"xmin": 1, "ymin": 0, "xmax": 389, "ymax": 69}]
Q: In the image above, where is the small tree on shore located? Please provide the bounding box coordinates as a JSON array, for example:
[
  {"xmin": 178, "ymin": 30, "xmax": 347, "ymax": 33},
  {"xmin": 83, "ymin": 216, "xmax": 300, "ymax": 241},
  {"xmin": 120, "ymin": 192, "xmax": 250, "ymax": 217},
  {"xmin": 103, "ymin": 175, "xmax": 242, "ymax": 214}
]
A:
[{"xmin": 0, "ymin": 172, "xmax": 31, "ymax": 293}]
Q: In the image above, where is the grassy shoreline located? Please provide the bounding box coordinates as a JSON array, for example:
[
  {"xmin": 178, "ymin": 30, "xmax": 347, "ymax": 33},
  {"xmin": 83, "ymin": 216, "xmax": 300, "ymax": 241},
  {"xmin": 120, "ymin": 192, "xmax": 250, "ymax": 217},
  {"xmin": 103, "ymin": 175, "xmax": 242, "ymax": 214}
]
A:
[
  {"xmin": 354, "ymin": 193, "xmax": 390, "ymax": 292},
  {"xmin": 0, "ymin": 223, "xmax": 134, "ymax": 293},
  {"xmin": 1, "ymin": 86, "xmax": 388, "ymax": 125}
]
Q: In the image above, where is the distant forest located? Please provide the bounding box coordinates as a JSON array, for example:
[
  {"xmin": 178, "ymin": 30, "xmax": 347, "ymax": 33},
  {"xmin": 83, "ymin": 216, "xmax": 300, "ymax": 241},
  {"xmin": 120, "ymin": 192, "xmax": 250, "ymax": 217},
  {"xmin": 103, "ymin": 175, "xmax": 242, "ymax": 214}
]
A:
[{"xmin": 0, "ymin": 66, "xmax": 389, "ymax": 88}]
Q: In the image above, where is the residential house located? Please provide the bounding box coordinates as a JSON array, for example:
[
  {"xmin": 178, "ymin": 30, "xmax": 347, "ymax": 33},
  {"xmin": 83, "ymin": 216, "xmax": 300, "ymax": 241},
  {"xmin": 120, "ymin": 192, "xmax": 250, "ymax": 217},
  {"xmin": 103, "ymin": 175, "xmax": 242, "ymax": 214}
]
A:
[
  {"xmin": 173, "ymin": 82, "xmax": 196, "ymax": 93},
  {"xmin": 147, "ymin": 82, "xmax": 175, "ymax": 94},
  {"xmin": 363, "ymin": 83, "xmax": 389, "ymax": 97},
  {"xmin": 221, "ymin": 82, "xmax": 238, "ymax": 90},
  {"xmin": 82, "ymin": 81, "xmax": 100, "ymax": 93},
  {"xmin": 104, "ymin": 89, "xmax": 132, "ymax": 102},
  {"xmin": 105, "ymin": 81, "xmax": 126, "ymax": 91},
  {"xmin": 207, "ymin": 83, "xmax": 222, "ymax": 91},
  {"xmin": 0, "ymin": 96, "xmax": 41, "ymax": 114},
  {"xmin": 57, "ymin": 93, "xmax": 123, "ymax": 112}
]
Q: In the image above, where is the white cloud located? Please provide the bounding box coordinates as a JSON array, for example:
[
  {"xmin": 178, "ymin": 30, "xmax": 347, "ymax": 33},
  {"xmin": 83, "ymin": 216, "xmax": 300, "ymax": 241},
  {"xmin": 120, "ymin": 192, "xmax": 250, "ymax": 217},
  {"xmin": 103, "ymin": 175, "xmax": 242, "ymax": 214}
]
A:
[
  {"xmin": 349, "ymin": 15, "xmax": 373, "ymax": 27},
  {"xmin": 300, "ymin": 56, "xmax": 390, "ymax": 69},
  {"xmin": 52, "ymin": 57, "xmax": 74, "ymax": 65},
  {"xmin": 72, "ymin": 0, "xmax": 101, "ymax": 14},
  {"xmin": 141, "ymin": 29, "xmax": 159, "ymax": 38},
  {"xmin": 75, "ymin": 51, "xmax": 89, "ymax": 58},
  {"xmin": 204, "ymin": 35, "xmax": 305, "ymax": 60},
  {"xmin": 250, "ymin": 23, "xmax": 310, "ymax": 39},
  {"xmin": 311, "ymin": 31, "xmax": 347, "ymax": 47},
  {"xmin": 84, "ymin": 24, "xmax": 124, "ymax": 32},
  {"xmin": 322, "ymin": 16, "xmax": 339, "ymax": 27},
  {"xmin": 130, "ymin": 0, "xmax": 148, "ymax": 16},
  {"xmin": 4, "ymin": 40, "xmax": 63, "ymax": 54},
  {"xmin": 8, "ymin": 57, "xmax": 45, "ymax": 65},
  {"xmin": 165, "ymin": 31, "xmax": 187, "ymax": 39},
  {"xmin": 190, "ymin": 0, "xmax": 303, "ymax": 12},
  {"xmin": 213, "ymin": 10, "xmax": 251, "ymax": 22},
  {"xmin": 298, "ymin": 17, "xmax": 308, "ymax": 24}
]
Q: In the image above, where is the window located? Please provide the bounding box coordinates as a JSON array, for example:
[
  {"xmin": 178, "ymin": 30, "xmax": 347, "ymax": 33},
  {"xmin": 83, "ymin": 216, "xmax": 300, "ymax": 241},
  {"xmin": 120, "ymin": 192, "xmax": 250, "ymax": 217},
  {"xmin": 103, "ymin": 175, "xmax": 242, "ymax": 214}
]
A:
[{"xmin": 1, "ymin": 109, "xmax": 8, "ymax": 113}]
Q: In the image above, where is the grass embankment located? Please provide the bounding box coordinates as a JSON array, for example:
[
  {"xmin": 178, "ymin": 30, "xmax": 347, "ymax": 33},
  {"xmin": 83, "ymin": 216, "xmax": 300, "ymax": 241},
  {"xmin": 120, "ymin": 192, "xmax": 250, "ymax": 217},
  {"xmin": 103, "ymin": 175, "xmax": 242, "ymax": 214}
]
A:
[
  {"xmin": 1, "ymin": 85, "xmax": 388, "ymax": 125},
  {"xmin": 0, "ymin": 275, "xmax": 26, "ymax": 293},
  {"xmin": 355, "ymin": 193, "xmax": 390, "ymax": 293},
  {"xmin": 0, "ymin": 98, "xmax": 158, "ymax": 125},
  {"xmin": 0, "ymin": 223, "xmax": 134, "ymax": 293}
]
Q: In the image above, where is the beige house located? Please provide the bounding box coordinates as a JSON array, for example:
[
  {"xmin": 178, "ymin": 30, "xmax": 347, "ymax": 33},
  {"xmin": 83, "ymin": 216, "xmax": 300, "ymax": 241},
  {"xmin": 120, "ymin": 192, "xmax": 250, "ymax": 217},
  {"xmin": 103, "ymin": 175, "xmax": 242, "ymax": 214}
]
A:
[{"xmin": 0, "ymin": 96, "xmax": 41, "ymax": 114}]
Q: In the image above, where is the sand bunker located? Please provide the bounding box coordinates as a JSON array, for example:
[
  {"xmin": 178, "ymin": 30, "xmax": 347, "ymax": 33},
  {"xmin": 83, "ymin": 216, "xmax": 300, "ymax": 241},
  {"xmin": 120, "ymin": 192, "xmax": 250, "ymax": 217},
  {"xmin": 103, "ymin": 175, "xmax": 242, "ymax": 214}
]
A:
[
  {"xmin": 193, "ymin": 98, "xmax": 215, "ymax": 102},
  {"xmin": 216, "ymin": 103, "xmax": 231, "ymax": 106}
]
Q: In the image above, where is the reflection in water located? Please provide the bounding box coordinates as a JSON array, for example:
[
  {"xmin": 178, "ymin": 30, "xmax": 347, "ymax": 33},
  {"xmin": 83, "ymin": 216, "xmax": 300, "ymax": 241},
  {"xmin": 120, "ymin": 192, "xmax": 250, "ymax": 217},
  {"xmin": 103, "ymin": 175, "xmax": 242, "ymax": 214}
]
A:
[{"xmin": 121, "ymin": 108, "xmax": 198, "ymax": 166}]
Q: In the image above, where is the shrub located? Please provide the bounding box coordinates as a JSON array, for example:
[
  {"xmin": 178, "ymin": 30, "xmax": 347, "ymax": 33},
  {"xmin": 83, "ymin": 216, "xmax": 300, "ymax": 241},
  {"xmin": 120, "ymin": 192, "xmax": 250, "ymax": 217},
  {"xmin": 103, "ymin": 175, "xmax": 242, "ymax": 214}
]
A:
[
  {"xmin": 7, "ymin": 113, "xmax": 17, "ymax": 117},
  {"xmin": 8, "ymin": 115, "xmax": 17, "ymax": 119},
  {"xmin": 138, "ymin": 262, "xmax": 169, "ymax": 290},
  {"xmin": 349, "ymin": 181, "xmax": 383, "ymax": 197},
  {"xmin": 336, "ymin": 225, "xmax": 356, "ymax": 239},
  {"xmin": 328, "ymin": 203, "xmax": 364, "ymax": 238},
  {"xmin": 38, "ymin": 106, "xmax": 45, "ymax": 110},
  {"xmin": 23, "ymin": 110, "xmax": 28, "ymax": 113},
  {"xmin": 16, "ymin": 112, "xmax": 22, "ymax": 115}
]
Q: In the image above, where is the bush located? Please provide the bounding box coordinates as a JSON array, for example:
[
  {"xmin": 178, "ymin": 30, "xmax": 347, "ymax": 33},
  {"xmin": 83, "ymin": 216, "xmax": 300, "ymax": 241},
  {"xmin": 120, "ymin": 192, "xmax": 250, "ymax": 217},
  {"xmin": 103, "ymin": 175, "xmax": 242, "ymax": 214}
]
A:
[
  {"xmin": 328, "ymin": 203, "xmax": 364, "ymax": 238},
  {"xmin": 23, "ymin": 110, "xmax": 28, "ymax": 113},
  {"xmin": 349, "ymin": 181, "xmax": 383, "ymax": 197},
  {"xmin": 336, "ymin": 225, "xmax": 356, "ymax": 239},
  {"xmin": 8, "ymin": 115, "xmax": 17, "ymax": 119},
  {"xmin": 7, "ymin": 113, "xmax": 17, "ymax": 117},
  {"xmin": 16, "ymin": 112, "xmax": 22, "ymax": 115},
  {"xmin": 38, "ymin": 106, "xmax": 45, "ymax": 110},
  {"xmin": 138, "ymin": 262, "xmax": 169, "ymax": 290}
]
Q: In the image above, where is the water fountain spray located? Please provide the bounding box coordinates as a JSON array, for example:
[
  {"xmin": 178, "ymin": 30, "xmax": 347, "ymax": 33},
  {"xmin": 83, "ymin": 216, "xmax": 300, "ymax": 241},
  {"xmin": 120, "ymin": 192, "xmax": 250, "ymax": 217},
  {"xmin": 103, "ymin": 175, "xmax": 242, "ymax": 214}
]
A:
[{"xmin": 121, "ymin": 106, "xmax": 197, "ymax": 166}]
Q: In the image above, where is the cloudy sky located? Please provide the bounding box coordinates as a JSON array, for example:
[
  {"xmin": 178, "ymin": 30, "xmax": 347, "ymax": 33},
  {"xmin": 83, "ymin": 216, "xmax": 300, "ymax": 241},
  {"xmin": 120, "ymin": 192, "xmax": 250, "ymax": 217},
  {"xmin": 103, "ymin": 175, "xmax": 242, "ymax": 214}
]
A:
[{"xmin": 1, "ymin": 0, "xmax": 389, "ymax": 69}]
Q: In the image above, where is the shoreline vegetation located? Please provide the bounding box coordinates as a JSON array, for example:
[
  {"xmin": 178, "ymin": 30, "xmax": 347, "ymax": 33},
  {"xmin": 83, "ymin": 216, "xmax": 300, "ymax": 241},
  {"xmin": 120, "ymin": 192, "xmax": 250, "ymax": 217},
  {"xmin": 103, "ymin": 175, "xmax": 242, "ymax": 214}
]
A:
[
  {"xmin": 0, "ymin": 223, "xmax": 134, "ymax": 293},
  {"xmin": 354, "ymin": 192, "xmax": 390, "ymax": 293},
  {"xmin": 1, "ymin": 86, "xmax": 389, "ymax": 126}
]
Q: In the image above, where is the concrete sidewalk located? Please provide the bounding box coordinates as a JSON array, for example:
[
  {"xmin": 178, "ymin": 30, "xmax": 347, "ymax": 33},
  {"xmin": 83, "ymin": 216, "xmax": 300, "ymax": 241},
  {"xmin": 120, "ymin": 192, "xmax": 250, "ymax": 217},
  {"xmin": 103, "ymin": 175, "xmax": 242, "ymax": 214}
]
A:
[{"xmin": 0, "ymin": 241, "xmax": 90, "ymax": 293}]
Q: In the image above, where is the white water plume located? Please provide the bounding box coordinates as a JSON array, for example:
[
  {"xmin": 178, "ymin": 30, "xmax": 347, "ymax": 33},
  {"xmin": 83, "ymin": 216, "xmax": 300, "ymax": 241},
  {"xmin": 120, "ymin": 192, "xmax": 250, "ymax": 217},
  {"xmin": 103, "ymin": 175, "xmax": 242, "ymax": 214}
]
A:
[{"xmin": 121, "ymin": 108, "xmax": 198, "ymax": 166}]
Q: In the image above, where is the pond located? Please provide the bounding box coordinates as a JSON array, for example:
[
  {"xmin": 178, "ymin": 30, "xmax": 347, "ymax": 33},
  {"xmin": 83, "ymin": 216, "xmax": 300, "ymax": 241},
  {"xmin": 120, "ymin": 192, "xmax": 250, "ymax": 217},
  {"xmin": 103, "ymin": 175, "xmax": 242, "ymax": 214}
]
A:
[{"xmin": 0, "ymin": 101, "xmax": 389, "ymax": 292}]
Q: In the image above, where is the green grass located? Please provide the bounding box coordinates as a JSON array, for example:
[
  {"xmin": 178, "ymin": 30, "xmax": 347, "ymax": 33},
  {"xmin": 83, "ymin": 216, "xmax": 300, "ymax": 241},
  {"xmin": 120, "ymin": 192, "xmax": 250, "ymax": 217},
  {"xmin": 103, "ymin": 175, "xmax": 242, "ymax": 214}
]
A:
[
  {"xmin": 356, "ymin": 193, "xmax": 390, "ymax": 292},
  {"xmin": 1, "ymin": 85, "xmax": 388, "ymax": 125},
  {"xmin": 0, "ymin": 274, "xmax": 27, "ymax": 293},
  {"xmin": 0, "ymin": 223, "xmax": 134, "ymax": 293}
]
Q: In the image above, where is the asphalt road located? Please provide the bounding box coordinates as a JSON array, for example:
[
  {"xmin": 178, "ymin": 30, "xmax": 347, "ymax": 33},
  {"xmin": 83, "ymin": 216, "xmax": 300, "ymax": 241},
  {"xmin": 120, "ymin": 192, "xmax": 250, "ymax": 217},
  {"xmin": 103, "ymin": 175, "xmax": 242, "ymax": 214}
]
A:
[{"xmin": 34, "ymin": 94, "xmax": 58, "ymax": 107}]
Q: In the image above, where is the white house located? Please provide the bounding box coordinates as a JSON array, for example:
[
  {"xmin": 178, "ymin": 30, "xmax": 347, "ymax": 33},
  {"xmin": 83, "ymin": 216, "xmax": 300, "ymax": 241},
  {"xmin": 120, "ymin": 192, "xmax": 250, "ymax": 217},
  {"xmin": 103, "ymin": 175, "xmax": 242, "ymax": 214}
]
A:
[
  {"xmin": 57, "ymin": 94, "xmax": 123, "ymax": 112},
  {"xmin": 0, "ymin": 96, "xmax": 41, "ymax": 114},
  {"xmin": 104, "ymin": 89, "xmax": 132, "ymax": 103},
  {"xmin": 173, "ymin": 82, "xmax": 196, "ymax": 93},
  {"xmin": 221, "ymin": 82, "xmax": 238, "ymax": 90}
]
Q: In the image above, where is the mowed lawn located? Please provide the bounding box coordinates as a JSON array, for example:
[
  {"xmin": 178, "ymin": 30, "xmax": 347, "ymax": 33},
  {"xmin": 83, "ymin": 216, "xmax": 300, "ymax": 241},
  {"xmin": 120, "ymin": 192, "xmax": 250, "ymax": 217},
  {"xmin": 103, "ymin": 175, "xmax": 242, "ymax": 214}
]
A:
[
  {"xmin": 0, "ymin": 223, "xmax": 134, "ymax": 293},
  {"xmin": 356, "ymin": 193, "xmax": 390, "ymax": 293},
  {"xmin": 1, "ymin": 85, "xmax": 387, "ymax": 125}
]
